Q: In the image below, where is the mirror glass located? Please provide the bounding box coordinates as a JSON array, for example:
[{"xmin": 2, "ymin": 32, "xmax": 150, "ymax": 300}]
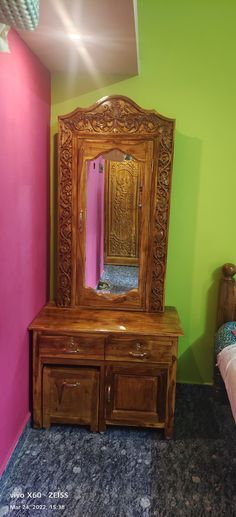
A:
[{"xmin": 85, "ymin": 150, "xmax": 142, "ymax": 295}]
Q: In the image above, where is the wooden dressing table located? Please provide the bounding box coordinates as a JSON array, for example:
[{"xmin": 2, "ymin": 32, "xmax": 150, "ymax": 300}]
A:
[{"xmin": 29, "ymin": 96, "xmax": 183, "ymax": 439}]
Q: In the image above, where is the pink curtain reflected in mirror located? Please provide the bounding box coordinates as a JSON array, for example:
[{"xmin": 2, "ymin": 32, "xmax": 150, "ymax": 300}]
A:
[{"xmin": 85, "ymin": 156, "xmax": 105, "ymax": 289}]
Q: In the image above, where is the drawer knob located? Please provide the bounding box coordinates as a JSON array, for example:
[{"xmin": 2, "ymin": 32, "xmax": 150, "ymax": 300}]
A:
[{"xmin": 129, "ymin": 351, "xmax": 148, "ymax": 359}]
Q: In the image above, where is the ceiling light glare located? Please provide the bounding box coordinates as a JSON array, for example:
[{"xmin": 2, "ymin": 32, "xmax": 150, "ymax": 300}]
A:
[{"xmin": 68, "ymin": 32, "xmax": 81, "ymax": 41}]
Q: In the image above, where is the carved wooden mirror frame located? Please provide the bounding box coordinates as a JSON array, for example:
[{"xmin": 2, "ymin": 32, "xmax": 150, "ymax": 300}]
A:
[{"xmin": 56, "ymin": 95, "xmax": 175, "ymax": 312}]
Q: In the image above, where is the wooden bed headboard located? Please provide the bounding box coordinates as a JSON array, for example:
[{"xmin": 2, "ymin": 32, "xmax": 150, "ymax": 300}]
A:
[
  {"xmin": 215, "ymin": 263, "xmax": 236, "ymax": 400},
  {"xmin": 217, "ymin": 263, "xmax": 236, "ymax": 329}
]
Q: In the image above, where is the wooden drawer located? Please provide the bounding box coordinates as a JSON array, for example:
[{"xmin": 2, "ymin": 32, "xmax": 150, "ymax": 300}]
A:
[
  {"xmin": 38, "ymin": 334, "xmax": 104, "ymax": 361},
  {"xmin": 43, "ymin": 366, "xmax": 99, "ymax": 431},
  {"xmin": 105, "ymin": 336, "xmax": 173, "ymax": 364}
]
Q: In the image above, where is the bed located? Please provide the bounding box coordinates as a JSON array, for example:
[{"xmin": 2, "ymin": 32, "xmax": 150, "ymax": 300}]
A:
[{"xmin": 215, "ymin": 263, "xmax": 236, "ymax": 420}]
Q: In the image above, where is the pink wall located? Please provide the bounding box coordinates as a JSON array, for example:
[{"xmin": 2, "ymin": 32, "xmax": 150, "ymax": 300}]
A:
[
  {"xmin": 0, "ymin": 30, "xmax": 51, "ymax": 476},
  {"xmin": 85, "ymin": 157, "xmax": 105, "ymax": 288}
]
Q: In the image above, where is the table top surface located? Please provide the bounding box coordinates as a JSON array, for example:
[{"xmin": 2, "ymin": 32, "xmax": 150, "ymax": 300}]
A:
[{"xmin": 29, "ymin": 303, "xmax": 183, "ymax": 337}]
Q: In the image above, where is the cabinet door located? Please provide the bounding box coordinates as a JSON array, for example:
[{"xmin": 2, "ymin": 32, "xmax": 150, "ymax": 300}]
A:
[
  {"xmin": 43, "ymin": 366, "xmax": 99, "ymax": 431},
  {"xmin": 105, "ymin": 365, "xmax": 167, "ymax": 428}
]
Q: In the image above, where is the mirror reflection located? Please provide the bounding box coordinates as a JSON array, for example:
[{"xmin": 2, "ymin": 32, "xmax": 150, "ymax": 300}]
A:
[{"xmin": 85, "ymin": 150, "xmax": 142, "ymax": 295}]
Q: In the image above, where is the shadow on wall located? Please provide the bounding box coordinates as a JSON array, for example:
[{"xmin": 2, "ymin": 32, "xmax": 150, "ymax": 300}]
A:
[
  {"xmin": 177, "ymin": 266, "xmax": 222, "ymax": 384},
  {"xmin": 52, "ymin": 73, "xmax": 138, "ymax": 105},
  {"xmin": 166, "ymin": 130, "xmax": 202, "ymax": 381},
  {"xmin": 167, "ymin": 131, "xmax": 223, "ymax": 384}
]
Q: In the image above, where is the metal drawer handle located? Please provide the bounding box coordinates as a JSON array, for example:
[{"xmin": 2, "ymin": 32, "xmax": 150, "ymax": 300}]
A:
[
  {"xmin": 62, "ymin": 381, "xmax": 80, "ymax": 388},
  {"xmin": 63, "ymin": 347, "xmax": 81, "ymax": 353},
  {"xmin": 129, "ymin": 351, "xmax": 148, "ymax": 359},
  {"xmin": 107, "ymin": 385, "xmax": 111, "ymax": 403}
]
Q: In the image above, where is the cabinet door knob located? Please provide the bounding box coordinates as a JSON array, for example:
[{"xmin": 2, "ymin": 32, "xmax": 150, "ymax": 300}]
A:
[
  {"xmin": 107, "ymin": 384, "xmax": 111, "ymax": 403},
  {"xmin": 129, "ymin": 351, "xmax": 148, "ymax": 359}
]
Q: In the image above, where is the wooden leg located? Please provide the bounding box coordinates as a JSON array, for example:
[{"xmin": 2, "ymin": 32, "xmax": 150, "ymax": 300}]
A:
[
  {"xmin": 165, "ymin": 348, "xmax": 177, "ymax": 440},
  {"xmin": 32, "ymin": 422, "xmax": 42, "ymax": 429},
  {"xmin": 90, "ymin": 423, "xmax": 98, "ymax": 432},
  {"xmin": 32, "ymin": 332, "xmax": 43, "ymax": 428},
  {"xmin": 99, "ymin": 422, "xmax": 106, "ymax": 432},
  {"xmin": 164, "ymin": 425, "xmax": 173, "ymax": 440}
]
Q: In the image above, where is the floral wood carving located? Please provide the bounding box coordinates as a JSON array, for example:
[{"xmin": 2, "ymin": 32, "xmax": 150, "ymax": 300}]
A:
[
  {"xmin": 107, "ymin": 160, "xmax": 140, "ymax": 259},
  {"xmin": 62, "ymin": 97, "xmax": 163, "ymax": 136},
  {"xmin": 57, "ymin": 127, "xmax": 73, "ymax": 306},
  {"xmin": 56, "ymin": 96, "xmax": 175, "ymax": 311},
  {"xmin": 150, "ymin": 125, "xmax": 174, "ymax": 311}
]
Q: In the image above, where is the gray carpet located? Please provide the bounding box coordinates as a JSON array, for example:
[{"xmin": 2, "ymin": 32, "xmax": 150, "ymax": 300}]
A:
[
  {"xmin": 0, "ymin": 385, "xmax": 236, "ymax": 516},
  {"xmin": 99, "ymin": 265, "xmax": 138, "ymax": 294}
]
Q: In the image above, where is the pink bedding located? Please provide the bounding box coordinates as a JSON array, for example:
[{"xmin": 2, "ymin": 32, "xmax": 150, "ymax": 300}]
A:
[{"xmin": 217, "ymin": 344, "xmax": 236, "ymax": 422}]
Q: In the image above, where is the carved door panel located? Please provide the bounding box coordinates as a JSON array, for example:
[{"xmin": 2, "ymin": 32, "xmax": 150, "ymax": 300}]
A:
[
  {"xmin": 105, "ymin": 160, "xmax": 141, "ymax": 265},
  {"xmin": 105, "ymin": 364, "xmax": 167, "ymax": 427}
]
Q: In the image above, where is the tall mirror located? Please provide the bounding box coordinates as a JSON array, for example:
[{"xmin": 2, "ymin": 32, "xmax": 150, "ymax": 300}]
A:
[
  {"xmin": 76, "ymin": 137, "xmax": 152, "ymax": 311},
  {"xmin": 85, "ymin": 151, "xmax": 141, "ymax": 296},
  {"xmin": 56, "ymin": 95, "xmax": 175, "ymax": 312}
]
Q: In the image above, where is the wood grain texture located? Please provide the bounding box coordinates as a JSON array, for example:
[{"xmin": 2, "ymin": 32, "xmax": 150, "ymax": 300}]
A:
[
  {"xmin": 30, "ymin": 305, "xmax": 182, "ymax": 436},
  {"xmin": 105, "ymin": 364, "xmax": 167, "ymax": 429},
  {"xmin": 56, "ymin": 95, "xmax": 175, "ymax": 312},
  {"xmin": 31, "ymin": 95, "xmax": 181, "ymax": 438},
  {"xmin": 42, "ymin": 366, "xmax": 99, "ymax": 431},
  {"xmin": 217, "ymin": 263, "xmax": 236, "ymax": 328},
  {"xmin": 29, "ymin": 304, "xmax": 183, "ymax": 336},
  {"xmin": 105, "ymin": 336, "xmax": 173, "ymax": 364},
  {"xmin": 38, "ymin": 333, "xmax": 104, "ymax": 360}
]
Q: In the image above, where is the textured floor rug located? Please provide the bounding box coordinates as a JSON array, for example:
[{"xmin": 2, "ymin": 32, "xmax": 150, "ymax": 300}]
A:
[
  {"xmin": 0, "ymin": 385, "xmax": 235, "ymax": 516},
  {"xmin": 99, "ymin": 265, "xmax": 138, "ymax": 294}
]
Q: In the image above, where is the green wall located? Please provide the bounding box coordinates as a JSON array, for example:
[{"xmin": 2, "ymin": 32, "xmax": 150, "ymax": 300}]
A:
[{"xmin": 51, "ymin": 0, "xmax": 236, "ymax": 384}]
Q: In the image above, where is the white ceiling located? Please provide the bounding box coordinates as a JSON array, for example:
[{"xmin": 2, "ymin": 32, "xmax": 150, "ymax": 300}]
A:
[{"xmin": 18, "ymin": 0, "xmax": 139, "ymax": 84}]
